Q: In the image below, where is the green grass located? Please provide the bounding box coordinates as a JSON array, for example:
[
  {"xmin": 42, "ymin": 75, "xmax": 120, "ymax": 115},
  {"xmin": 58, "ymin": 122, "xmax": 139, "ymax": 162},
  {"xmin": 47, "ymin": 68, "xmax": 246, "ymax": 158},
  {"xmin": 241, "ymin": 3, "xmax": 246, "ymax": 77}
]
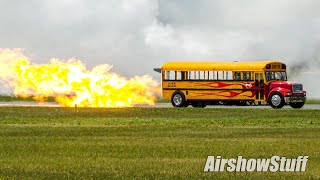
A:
[
  {"xmin": 306, "ymin": 99, "xmax": 320, "ymax": 104},
  {"xmin": 0, "ymin": 95, "xmax": 55, "ymax": 102},
  {"xmin": 155, "ymin": 98, "xmax": 170, "ymax": 103},
  {"xmin": 0, "ymin": 107, "xmax": 319, "ymax": 179},
  {"xmin": 0, "ymin": 95, "xmax": 33, "ymax": 102}
]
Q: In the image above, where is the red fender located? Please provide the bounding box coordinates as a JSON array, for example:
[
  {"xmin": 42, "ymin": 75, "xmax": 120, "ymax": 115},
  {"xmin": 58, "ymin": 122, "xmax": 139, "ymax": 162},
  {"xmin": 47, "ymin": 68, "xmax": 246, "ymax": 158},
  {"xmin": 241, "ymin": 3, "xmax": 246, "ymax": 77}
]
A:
[{"xmin": 268, "ymin": 87, "xmax": 291, "ymax": 98}]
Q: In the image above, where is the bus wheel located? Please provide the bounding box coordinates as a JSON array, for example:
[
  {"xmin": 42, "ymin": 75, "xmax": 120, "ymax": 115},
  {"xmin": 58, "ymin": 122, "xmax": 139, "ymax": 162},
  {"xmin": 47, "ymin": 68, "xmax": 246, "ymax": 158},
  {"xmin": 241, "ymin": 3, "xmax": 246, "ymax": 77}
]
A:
[
  {"xmin": 246, "ymin": 101, "xmax": 254, "ymax": 106},
  {"xmin": 171, "ymin": 91, "xmax": 186, "ymax": 107},
  {"xmin": 191, "ymin": 102, "xmax": 198, "ymax": 108},
  {"xmin": 289, "ymin": 102, "xmax": 304, "ymax": 109},
  {"xmin": 268, "ymin": 92, "xmax": 285, "ymax": 109},
  {"xmin": 183, "ymin": 101, "xmax": 189, "ymax": 107},
  {"xmin": 200, "ymin": 103, "xmax": 207, "ymax": 108}
]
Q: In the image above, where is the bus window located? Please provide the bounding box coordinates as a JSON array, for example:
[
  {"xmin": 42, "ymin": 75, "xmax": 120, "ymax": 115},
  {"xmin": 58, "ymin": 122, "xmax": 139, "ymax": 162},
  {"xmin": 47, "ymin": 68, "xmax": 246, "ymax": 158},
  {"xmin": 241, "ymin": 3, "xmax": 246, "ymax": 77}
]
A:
[
  {"xmin": 217, "ymin": 71, "xmax": 223, "ymax": 80},
  {"xmin": 265, "ymin": 71, "xmax": 287, "ymax": 81},
  {"xmin": 243, "ymin": 71, "xmax": 252, "ymax": 81},
  {"xmin": 207, "ymin": 71, "xmax": 215, "ymax": 80},
  {"xmin": 181, "ymin": 71, "xmax": 187, "ymax": 80},
  {"xmin": 177, "ymin": 71, "xmax": 182, "ymax": 80},
  {"xmin": 226, "ymin": 71, "xmax": 232, "ymax": 80},
  {"xmin": 174, "ymin": 71, "xmax": 188, "ymax": 80},
  {"xmin": 260, "ymin": 73, "xmax": 264, "ymax": 88},
  {"xmin": 188, "ymin": 71, "xmax": 194, "ymax": 80},
  {"xmin": 165, "ymin": 71, "xmax": 176, "ymax": 80},
  {"xmin": 233, "ymin": 72, "xmax": 241, "ymax": 80},
  {"xmin": 165, "ymin": 71, "xmax": 170, "ymax": 80},
  {"xmin": 199, "ymin": 71, "xmax": 205, "ymax": 79},
  {"xmin": 189, "ymin": 71, "xmax": 198, "ymax": 80}
]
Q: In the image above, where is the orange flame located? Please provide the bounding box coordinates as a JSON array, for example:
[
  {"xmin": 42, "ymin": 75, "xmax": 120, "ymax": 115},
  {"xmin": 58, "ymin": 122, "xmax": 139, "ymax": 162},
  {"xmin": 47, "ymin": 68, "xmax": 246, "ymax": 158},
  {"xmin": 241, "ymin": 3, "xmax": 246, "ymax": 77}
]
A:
[{"xmin": 0, "ymin": 49, "xmax": 160, "ymax": 107}]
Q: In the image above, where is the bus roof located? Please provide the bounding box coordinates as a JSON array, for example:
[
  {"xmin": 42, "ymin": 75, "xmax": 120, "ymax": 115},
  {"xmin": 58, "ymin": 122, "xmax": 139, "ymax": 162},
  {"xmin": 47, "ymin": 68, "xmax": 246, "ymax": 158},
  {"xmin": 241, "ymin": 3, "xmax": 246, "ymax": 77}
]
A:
[{"xmin": 161, "ymin": 60, "xmax": 286, "ymax": 71}]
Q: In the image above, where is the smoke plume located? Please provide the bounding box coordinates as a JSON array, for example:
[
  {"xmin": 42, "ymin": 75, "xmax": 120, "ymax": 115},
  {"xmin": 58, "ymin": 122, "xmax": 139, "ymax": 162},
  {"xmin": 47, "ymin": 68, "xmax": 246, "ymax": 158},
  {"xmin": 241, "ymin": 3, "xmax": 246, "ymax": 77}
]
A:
[{"xmin": 0, "ymin": 0, "xmax": 319, "ymax": 97}]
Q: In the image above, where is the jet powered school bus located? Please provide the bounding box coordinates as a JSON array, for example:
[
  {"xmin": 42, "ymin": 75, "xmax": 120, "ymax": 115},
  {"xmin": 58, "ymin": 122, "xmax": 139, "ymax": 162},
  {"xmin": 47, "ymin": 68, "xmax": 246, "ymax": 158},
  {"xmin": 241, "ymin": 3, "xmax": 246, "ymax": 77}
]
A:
[{"xmin": 154, "ymin": 61, "xmax": 306, "ymax": 109}]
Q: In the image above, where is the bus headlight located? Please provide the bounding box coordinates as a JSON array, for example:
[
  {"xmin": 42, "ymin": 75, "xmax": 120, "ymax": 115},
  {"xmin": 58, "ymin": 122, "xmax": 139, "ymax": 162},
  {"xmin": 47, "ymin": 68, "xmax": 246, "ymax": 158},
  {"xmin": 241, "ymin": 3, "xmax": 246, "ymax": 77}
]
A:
[
  {"xmin": 285, "ymin": 92, "xmax": 292, "ymax": 96},
  {"xmin": 304, "ymin": 92, "xmax": 306, "ymax": 96}
]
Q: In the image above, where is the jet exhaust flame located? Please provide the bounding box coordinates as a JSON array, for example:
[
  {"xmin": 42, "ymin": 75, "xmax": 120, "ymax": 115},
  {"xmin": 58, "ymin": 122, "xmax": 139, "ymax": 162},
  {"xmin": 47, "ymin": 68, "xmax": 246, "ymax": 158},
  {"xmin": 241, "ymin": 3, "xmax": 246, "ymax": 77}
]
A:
[{"xmin": 0, "ymin": 49, "xmax": 160, "ymax": 107}]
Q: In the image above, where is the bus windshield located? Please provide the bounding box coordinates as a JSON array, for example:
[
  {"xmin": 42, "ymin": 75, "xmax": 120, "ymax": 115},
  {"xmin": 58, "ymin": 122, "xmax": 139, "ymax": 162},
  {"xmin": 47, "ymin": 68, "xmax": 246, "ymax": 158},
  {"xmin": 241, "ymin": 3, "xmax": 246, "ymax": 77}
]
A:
[{"xmin": 265, "ymin": 71, "xmax": 287, "ymax": 81}]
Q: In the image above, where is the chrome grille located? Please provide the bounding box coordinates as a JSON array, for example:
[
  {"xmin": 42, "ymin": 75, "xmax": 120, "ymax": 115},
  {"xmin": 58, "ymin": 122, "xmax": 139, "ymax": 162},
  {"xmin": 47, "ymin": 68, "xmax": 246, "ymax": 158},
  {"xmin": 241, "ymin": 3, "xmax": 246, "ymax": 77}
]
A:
[{"xmin": 292, "ymin": 84, "xmax": 303, "ymax": 93}]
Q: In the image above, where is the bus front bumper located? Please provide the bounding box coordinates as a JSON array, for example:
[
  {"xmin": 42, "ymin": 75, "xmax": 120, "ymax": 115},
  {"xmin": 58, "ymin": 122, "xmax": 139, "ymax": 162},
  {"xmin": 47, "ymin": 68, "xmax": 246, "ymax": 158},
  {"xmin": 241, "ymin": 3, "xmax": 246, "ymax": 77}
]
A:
[{"xmin": 284, "ymin": 96, "xmax": 306, "ymax": 103}]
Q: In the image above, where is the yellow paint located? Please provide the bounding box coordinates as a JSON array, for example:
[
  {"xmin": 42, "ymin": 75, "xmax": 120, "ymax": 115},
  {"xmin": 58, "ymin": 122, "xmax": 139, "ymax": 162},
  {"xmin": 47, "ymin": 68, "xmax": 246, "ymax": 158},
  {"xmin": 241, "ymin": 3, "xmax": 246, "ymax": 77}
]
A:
[
  {"xmin": 162, "ymin": 89, "xmax": 254, "ymax": 100},
  {"xmin": 162, "ymin": 60, "xmax": 285, "ymax": 71}
]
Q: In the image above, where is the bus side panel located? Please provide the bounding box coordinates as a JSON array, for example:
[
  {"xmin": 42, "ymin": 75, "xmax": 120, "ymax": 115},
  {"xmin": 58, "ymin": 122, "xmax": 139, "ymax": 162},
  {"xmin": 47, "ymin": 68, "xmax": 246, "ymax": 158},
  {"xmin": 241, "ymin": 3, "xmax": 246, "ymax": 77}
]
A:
[
  {"xmin": 187, "ymin": 90, "xmax": 255, "ymax": 100},
  {"xmin": 162, "ymin": 81, "xmax": 255, "ymax": 101},
  {"xmin": 162, "ymin": 89, "xmax": 255, "ymax": 101},
  {"xmin": 162, "ymin": 81, "xmax": 253, "ymax": 90},
  {"xmin": 162, "ymin": 90, "xmax": 175, "ymax": 100}
]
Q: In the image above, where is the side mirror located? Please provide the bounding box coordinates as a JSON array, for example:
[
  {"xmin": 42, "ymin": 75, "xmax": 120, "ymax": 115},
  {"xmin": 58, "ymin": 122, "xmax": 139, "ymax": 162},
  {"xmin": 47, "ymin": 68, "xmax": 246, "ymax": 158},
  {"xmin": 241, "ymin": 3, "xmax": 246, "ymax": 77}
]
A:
[{"xmin": 153, "ymin": 68, "xmax": 161, "ymax": 73}]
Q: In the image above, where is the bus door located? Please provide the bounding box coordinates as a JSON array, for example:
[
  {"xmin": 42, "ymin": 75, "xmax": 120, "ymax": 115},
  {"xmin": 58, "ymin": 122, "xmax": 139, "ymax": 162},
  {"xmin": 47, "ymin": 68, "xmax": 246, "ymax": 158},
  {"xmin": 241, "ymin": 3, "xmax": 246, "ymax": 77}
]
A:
[{"xmin": 255, "ymin": 73, "xmax": 265, "ymax": 101}]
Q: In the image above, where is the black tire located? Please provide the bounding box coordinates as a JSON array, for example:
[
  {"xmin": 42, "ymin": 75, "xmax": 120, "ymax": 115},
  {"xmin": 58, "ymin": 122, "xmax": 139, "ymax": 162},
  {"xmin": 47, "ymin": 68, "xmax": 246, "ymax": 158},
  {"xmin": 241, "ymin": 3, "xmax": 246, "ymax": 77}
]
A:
[
  {"xmin": 183, "ymin": 101, "xmax": 189, "ymax": 107},
  {"xmin": 268, "ymin": 92, "xmax": 285, "ymax": 109},
  {"xmin": 171, "ymin": 91, "xmax": 186, "ymax": 107},
  {"xmin": 246, "ymin": 101, "xmax": 254, "ymax": 106},
  {"xmin": 191, "ymin": 101, "xmax": 206, "ymax": 108},
  {"xmin": 191, "ymin": 102, "xmax": 198, "ymax": 108},
  {"xmin": 289, "ymin": 102, "xmax": 305, "ymax": 109},
  {"xmin": 218, "ymin": 101, "xmax": 225, "ymax": 105}
]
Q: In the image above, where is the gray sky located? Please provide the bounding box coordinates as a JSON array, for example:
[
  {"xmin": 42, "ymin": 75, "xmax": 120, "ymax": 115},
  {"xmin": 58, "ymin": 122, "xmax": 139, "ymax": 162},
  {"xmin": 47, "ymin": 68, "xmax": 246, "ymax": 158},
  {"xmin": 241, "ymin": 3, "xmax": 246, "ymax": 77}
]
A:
[{"xmin": 0, "ymin": 0, "xmax": 319, "ymax": 97}]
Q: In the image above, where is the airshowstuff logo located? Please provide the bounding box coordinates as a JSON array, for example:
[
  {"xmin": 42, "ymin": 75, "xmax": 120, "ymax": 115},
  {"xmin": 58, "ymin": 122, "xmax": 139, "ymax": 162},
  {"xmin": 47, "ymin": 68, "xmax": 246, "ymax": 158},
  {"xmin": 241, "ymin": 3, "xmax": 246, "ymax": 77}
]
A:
[{"xmin": 204, "ymin": 156, "xmax": 308, "ymax": 172}]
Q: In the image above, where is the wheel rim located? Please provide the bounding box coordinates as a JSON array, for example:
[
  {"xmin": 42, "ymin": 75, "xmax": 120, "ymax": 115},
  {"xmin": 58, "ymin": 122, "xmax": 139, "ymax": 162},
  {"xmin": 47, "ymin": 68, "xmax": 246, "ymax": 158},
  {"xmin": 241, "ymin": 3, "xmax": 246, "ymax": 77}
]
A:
[
  {"xmin": 173, "ymin": 94, "xmax": 183, "ymax": 106},
  {"xmin": 271, "ymin": 94, "xmax": 281, "ymax": 107}
]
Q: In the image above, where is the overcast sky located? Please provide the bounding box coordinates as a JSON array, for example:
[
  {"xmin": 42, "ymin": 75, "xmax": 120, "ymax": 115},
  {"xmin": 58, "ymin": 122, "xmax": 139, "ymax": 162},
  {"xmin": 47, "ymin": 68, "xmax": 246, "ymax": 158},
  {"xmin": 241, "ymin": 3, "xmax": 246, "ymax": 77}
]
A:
[{"xmin": 0, "ymin": 0, "xmax": 319, "ymax": 96}]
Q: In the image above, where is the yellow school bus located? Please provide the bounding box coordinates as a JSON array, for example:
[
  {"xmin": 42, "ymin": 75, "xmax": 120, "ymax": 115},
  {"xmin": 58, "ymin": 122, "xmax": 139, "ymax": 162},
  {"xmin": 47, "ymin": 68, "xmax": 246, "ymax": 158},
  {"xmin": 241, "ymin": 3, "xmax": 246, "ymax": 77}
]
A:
[{"xmin": 154, "ymin": 61, "xmax": 306, "ymax": 109}]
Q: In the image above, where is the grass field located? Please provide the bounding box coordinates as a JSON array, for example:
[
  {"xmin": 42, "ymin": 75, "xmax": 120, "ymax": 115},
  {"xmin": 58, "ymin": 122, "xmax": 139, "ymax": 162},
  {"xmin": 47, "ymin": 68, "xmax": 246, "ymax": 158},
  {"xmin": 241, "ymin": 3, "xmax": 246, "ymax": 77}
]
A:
[
  {"xmin": 0, "ymin": 107, "xmax": 319, "ymax": 179},
  {"xmin": 306, "ymin": 99, "xmax": 320, "ymax": 104},
  {"xmin": 0, "ymin": 95, "xmax": 55, "ymax": 102}
]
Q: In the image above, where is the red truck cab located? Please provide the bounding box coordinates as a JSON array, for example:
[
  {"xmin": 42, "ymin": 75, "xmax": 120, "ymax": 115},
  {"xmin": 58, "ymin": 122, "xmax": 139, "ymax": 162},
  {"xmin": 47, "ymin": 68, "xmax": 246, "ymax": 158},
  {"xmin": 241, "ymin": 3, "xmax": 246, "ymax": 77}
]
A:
[{"xmin": 266, "ymin": 77, "xmax": 306, "ymax": 109}]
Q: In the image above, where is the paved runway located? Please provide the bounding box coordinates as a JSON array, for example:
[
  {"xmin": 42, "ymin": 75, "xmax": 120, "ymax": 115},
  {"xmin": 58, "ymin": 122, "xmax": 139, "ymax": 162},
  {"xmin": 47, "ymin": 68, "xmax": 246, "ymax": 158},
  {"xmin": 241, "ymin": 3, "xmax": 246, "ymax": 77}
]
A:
[
  {"xmin": 0, "ymin": 101, "xmax": 61, "ymax": 107},
  {"xmin": 0, "ymin": 102, "xmax": 319, "ymax": 109}
]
